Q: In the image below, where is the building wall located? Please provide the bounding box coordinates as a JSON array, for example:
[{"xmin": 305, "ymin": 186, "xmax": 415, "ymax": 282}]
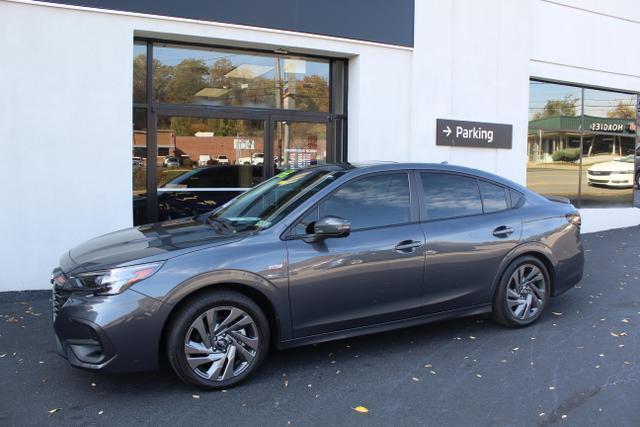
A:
[{"xmin": 0, "ymin": 0, "xmax": 639, "ymax": 291}]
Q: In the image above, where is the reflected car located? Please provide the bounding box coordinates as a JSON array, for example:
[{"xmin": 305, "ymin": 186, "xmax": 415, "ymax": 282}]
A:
[
  {"xmin": 587, "ymin": 155, "xmax": 636, "ymax": 188},
  {"xmin": 163, "ymin": 157, "xmax": 181, "ymax": 168},
  {"xmin": 53, "ymin": 163, "xmax": 583, "ymax": 389},
  {"xmin": 239, "ymin": 152, "xmax": 264, "ymax": 165},
  {"xmin": 216, "ymin": 155, "xmax": 229, "ymax": 165},
  {"xmin": 132, "ymin": 165, "xmax": 267, "ymax": 224}
]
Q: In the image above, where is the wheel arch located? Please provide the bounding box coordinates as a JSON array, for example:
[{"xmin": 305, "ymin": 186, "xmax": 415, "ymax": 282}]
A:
[
  {"xmin": 158, "ymin": 270, "xmax": 290, "ymax": 363},
  {"xmin": 490, "ymin": 243, "xmax": 557, "ymax": 300}
]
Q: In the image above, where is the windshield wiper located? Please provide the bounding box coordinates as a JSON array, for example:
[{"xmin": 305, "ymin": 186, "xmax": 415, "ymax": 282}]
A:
[{"xmin": 206, "ymin": 216, "xmax": 236, "ymax": 234}]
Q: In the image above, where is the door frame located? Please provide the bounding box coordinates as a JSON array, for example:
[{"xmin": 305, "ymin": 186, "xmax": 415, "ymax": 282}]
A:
[
  {"xmin": 144, "ymin": 106, "xmax": 337, "ymax": 223},
  {"xmin": 134, "ymin": 38, "xmax": 348, "ymax": 224}
]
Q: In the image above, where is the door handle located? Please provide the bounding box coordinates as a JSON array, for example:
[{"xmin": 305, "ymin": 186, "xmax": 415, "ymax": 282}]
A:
[
  {"xmin": 395, "ymin": 240, "xmax": 423, "ymax": 252},
  {"xmin": 493, "ymin": 225, "xmax": 514, "ymax": 238}
]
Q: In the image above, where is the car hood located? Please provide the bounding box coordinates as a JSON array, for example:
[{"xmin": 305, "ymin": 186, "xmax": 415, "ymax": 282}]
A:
[
  {"xmin": 65, "ymin": 216, "xmax": 245, "ymax": 274},
  {"xmin": 589, "ymin": 160, "xmax": 634, "ymax": 172}
]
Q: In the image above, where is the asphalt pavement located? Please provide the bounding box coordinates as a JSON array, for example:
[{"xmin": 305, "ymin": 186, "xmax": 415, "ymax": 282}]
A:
[{"xmin": 1, "ymin": 226, "xmax": 639, "ymax": 426}]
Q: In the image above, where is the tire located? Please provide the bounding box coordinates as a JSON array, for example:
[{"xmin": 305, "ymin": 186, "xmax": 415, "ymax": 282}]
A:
[
  {"xmin": 636, "ymin": 172, "xmax": 640, "ymax": 189},
  {"xmin": 491, "ymin": 256, "xmax": 550, "ymax": 328},
  {"xmin": 166, "ymin": 289, "xmax": 270, "ymax": 389}
]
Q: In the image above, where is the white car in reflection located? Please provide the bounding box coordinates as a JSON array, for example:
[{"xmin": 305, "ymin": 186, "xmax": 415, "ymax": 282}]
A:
[{"xmin": 587, "ymin": 155, "xmax": 635, "ymax": 188}]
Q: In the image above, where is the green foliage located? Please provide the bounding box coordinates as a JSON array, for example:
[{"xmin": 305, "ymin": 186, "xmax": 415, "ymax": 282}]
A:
[
  {"xmin": 533, "ymin": 95, "xmax": 578, "ymax": 119},
  {"xmin": 607, "ymin": 100, "xmax": 636, "ymax": 119},
  {"xmin": 552, "ymin": 148, "xmax": 581, "ymax": 162}
]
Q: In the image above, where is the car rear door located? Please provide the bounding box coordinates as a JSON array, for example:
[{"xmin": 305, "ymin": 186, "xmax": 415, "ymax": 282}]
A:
[
  {"xmin": 285, "ymin": 171, "xmax": 426, "ymax": 337},
  {"xmin": 417, "ymin": 171, "xmax": 522, "ymax": 314}
]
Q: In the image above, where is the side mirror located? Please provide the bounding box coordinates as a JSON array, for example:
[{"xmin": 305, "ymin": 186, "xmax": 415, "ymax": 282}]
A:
[{"xmin": 303, "ymin": 216, "xmax": 350, "ymax": 242}]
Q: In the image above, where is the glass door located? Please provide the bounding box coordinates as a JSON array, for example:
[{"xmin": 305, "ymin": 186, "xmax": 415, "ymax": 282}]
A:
[
  {"xmin": 272, "ymin": 119, "xmax": 329, "ymax": 175},
  {"xmin": 154, "ymin": 116, "xmax": 266, "ymax": 222}
]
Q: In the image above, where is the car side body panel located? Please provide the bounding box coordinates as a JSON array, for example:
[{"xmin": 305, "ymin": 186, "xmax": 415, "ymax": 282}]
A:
[{"xmin": 51, "ymin": 163, "xmax": 584, "ymax": 374}]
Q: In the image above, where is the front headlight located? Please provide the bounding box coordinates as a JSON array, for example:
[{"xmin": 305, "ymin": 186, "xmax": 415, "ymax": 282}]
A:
[{"xmin": 76, "ymin": 262, "xmax": 163, "ymax": 295}]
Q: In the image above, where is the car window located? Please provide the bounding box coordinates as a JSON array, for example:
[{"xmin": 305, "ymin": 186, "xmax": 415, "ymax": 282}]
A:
[
  {"xmin": 295, "ymin": 173, "xmax": 411, "ymax": 233},
  {"xmin": 479, "ymin": 180, "xmax": 508, "ymax": 213},
  {"xmin": 421, "ymin": 172, "xmax": 483, "ymax": 220},
  {"xmin": 509, "ymin": 189, "xmax": 524, "ymax": 208}
]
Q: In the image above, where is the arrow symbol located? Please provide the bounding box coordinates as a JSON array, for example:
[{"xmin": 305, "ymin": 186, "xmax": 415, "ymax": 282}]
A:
[{"xmin": 443, "ymin": 126, "xmax": 451, "ymax": 137}]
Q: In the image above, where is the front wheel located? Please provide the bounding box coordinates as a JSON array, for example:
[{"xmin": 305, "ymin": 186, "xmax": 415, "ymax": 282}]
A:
[
  {"xmin": 166, "ymin": 290, "xmax": 270, "ymax": 389},
  {"xmin": 492, "ymin": 256, "xmax": 550, "ymax": 327}
]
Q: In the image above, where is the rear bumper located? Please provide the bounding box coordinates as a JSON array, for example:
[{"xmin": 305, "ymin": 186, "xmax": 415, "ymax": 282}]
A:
[
  {"xmin": 551, "ymin": 232, "xmax": 584, "ymax": 297},
  {"xmin": 53, "ymin": 287, "xmax": 172, "ymax": 373}
]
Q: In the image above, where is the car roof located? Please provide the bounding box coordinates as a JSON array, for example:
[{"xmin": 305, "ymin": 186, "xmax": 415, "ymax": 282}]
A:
[{"xmin": 313, "ymin": 162, "xmax": 536, "ymax": 196}]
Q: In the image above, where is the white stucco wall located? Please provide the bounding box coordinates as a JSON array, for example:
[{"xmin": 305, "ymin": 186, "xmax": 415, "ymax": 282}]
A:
[{"xmin": 0, "ymin": 0, "xmax": 638, "ymax": 291}]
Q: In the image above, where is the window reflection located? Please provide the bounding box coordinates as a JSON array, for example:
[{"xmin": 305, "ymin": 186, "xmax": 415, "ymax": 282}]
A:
[
  {"xmin": 320, "ymin": 174, "xmax": 411, "ymax": 230},
  {"xmin": 152, "ymin": 44, "xmax": 330, "ymax": 112},
  {"xmin": 528, "ymin": 81, "xmax": 638, "ymax": 208},
  {"xmin": 421, "ymin": 173, "xmax": 483, "ymax": 220},
  {"xmin": 274, "ymin": 121, "xmax": 327, "ymax": 172},
  {"xmin": 133, "ymin": 42, "xmax": 146, "ymax": 103},
  {"xmin": 132, "ymin": 108, "xmax": 147, "ymax": 225}
]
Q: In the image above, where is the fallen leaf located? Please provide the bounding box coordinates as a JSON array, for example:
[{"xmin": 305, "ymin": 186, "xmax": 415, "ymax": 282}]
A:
[
  {"xmin": 192, "ymin": 395, "xmax": 200, "ymax": 399},
  {"xmin": 512, "ymin": 347, "xmax": 520, "ymax": 351},
  {"xmin": 610, "ymin": 332, "xmax": 619, "ymax": 337},
  {"xmin": 552, "ymin": 312, "xmax": 563, "ymax": 316},
  {"xmin": 429, "ymin": 370, "xmax": 436, "ymax": 375},
  {"xmin": 548, "ymin": 386, "xmax": 555, "ymax": 390},
  {"xmin": 561, "ymin": 414, "xmax": 567, "ymax": 419},
  {"xmin": 353, "ymin": 406, "xmax": 369, "ymax": 413},
  {"xmin": 476, "ymin": 374, "xmax": 482, "ymax": 378},
  {"xmin": 424, "ymin": 364, "xmax": 432, "ymax": 368},
  {"xmin": 621, "ymin": 319, "xmax": 629, "ymax": 323},
  {"xmin": 98, "ymin": 411, "xmax": 103, "ymax": 415},
  {"xmin": 411, "ymin": 377, "xmax": 420, "ymax": 382},
  {"xmin": 469, "ymin": 336, "xmax": 476, "ymax": 340},
  {"xmin": 624, "ymin": 361, "xmax": 631, "ymax": 366},
  {"xmin": 48, "ymin": 408, "xmax": 61, "ymax": 414}
]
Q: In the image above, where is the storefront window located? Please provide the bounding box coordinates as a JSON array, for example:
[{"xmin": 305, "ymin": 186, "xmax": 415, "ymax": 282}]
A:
[
  {"xmin": 528, "ymin": 81, "xmax": 638, "ymax": 208},
  {"xmin": 152, "ymin": 44, "xmax": 330, "ymax": 112},
  {"xmin": 132, "ymin": 40, "xmax": 346, "ymax": 224}
]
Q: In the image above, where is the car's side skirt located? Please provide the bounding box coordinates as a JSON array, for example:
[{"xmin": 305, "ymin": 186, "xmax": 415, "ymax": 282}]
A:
[{"xmin": 277, "ymin": 303, "xmax": 492, "ymax": 349}]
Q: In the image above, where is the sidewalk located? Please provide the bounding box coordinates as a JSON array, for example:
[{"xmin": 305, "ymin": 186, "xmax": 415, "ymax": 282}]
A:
[{"xmin": 1, "ymin": 227, "xmax": 639, "ymax": 426}]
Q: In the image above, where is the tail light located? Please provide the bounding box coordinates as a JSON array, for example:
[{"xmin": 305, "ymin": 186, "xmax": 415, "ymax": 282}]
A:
[{"xmin": 566, "ymin": 212, "xmax": 581, "ymax": 227}]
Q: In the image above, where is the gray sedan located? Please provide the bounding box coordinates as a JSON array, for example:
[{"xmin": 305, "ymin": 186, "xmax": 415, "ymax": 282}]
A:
[{"xmin": 51, "ymin": 163, "xmax": 584, "ymax": 389}]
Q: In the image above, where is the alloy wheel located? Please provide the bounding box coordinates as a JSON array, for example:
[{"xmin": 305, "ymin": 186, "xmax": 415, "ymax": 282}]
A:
[
  {"xmin": 184, "ymin": 306, "xmax": 259, "ymax": 381},
  {"xmin": 506, "ymin": 264, "xmax": 546, "ymax": 320}
]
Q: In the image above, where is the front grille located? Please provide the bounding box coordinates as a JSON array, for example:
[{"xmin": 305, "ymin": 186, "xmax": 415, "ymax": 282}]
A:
[
  {"xmin": 52, "ymin": 286, "xmax": 70, "ymax": 320},
  {"xmin": 589, "ymin": 178, "xmax": 610, "ymax": 183},
  {"xmin": 588, "ymin": 171, "xmax": 611, "ymax": 176}
]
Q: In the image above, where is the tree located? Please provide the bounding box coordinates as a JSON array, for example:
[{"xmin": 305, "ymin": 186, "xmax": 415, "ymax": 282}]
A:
[
  {"xmin": 132, "ymin": 54, "xmax": 147, "ymax": 103},
  {"xmin": 292, "ymin": 75, "xmax": 329, "ymax": 112},
  {"xmin": 165, "ymin": 59, "xmax": 208, "ymax": 103},
  {"xmin": 533, "ymin": 95, "xmax": 578, "ymax": 119},
  {"xmin": 607, "ymin": 100, "xmax": 636, "ymax": 119}
]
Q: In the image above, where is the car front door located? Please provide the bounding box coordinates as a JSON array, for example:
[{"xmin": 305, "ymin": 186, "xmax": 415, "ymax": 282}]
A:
[
  {"xmin": 418, "ymin": 172, "xmax": 522, "ymax": 314},
  {"xmin": 286, "ymin": 172, "xmax": 425, "ymax": 337}
]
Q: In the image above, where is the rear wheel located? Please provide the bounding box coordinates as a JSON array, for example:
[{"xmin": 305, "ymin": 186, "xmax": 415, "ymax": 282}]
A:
[
  {"xmin": 492, "ymin": 256, "xmax": 550, "ymax": 327},
  {"xmin": 166, "ymin": 290, "xmax": 269, "ymax": 389}
]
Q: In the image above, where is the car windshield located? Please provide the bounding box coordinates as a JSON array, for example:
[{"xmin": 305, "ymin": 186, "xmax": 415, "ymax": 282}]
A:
[
  {"xmin": 203, "ymin": 167, "xmax": 346, "ymax": 233},
  {"xmin": 616, "ymin": 155, "xmax": 634, "ymax": 163}
]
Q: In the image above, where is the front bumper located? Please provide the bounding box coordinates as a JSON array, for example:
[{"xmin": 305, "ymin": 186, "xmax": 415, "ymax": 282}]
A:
[
  {"xmin": 52, "ymin": 283, "xmax": 172, "ymax": 373},
  {"xmin": 587, "ymin": 173, "xmax": 633, "ymax": 187}
]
